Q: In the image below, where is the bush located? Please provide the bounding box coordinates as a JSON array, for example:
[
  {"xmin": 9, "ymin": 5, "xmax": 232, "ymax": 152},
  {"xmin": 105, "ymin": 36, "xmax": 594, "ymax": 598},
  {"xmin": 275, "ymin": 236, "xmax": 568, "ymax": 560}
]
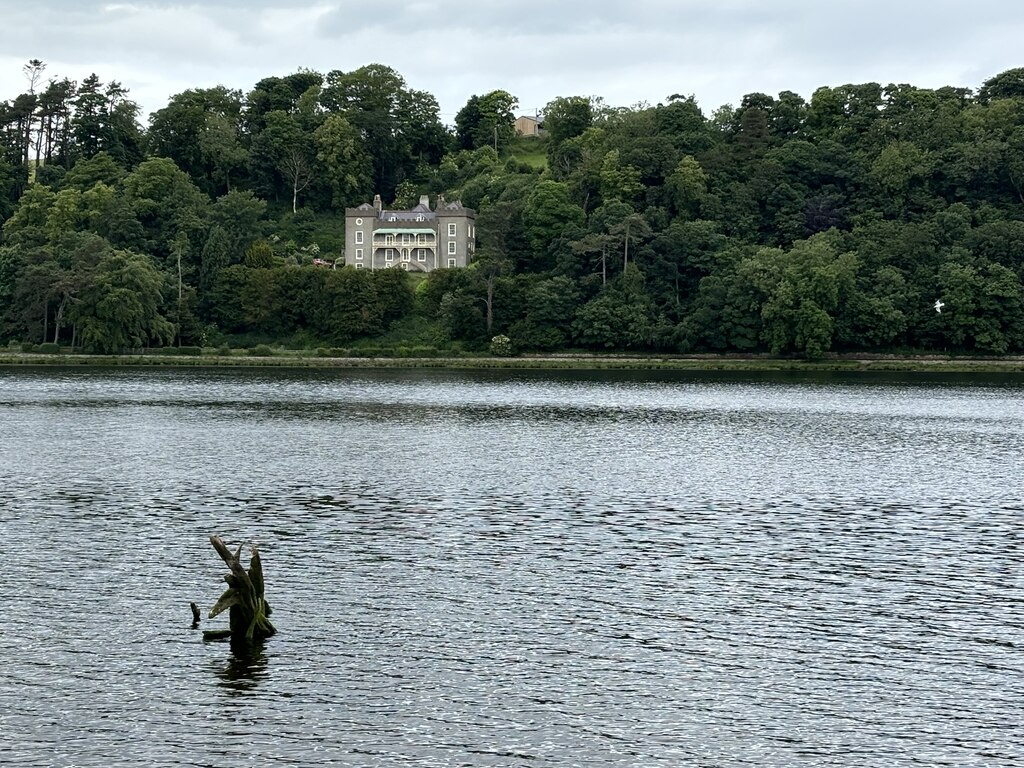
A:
[
  {"xmin": 177, "ymin": 346, "xmax": 202, "ymax": 356},
  {"xmin": 489, "ymin": 335, "xmax": 515, "ymax": 357},
  {"xmin": 216, "ymin": 345, "xmax": 231, "ymax": 356},
  {"xmin": 20, "ymin": 342, "xmax": 34, "ymax": 352},
  {"xmin": 36, "ymin": 342, "xmax": 61, "ymax": 354},
  {"xmin": 244, "ymin": 240, "xmax": 275, "ymax": 268},
  {"xmin": 410, "ymin": 346, "xmax": 439, "ymax": 357},
  {"xmin": 250, "ymin": 344, "xmax": 274, "ymax": 357}
]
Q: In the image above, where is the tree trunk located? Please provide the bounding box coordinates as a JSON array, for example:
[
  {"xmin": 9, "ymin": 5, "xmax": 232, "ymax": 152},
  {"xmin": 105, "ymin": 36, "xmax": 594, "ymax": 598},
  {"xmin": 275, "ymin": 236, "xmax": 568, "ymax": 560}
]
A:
[
  {"xmin": 53, "ymin": 294, "xmax": 68, "ymax": 344},
  {"xmin": 177, "ymin": 247, "xmax": 183, "ymax": 346},
  {"xmin": 485, "ymin": 279, "xmax": 494, "ymax": 332},
  {"xmin": 623, "ymin": 220, "xmax": 631, "ymax": 272},
  {"xmin": 208, "ymin": 536, "xmax": 276, "ymax": 645}
]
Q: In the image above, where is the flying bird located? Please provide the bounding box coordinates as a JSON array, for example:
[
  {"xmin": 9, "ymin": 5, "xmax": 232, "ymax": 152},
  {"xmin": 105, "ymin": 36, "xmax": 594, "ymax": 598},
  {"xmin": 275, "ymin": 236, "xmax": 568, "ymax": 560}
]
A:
[{"xmin": 934, "ymin": 299, "xmax": 945, "ymax": 313}]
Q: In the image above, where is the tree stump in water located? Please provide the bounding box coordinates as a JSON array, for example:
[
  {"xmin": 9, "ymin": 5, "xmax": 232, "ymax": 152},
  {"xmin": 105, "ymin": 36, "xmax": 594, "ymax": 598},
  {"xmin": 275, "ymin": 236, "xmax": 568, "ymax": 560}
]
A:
[{"xmin": 205, "ymin": 535, "xmax": 276, "ymax": 644}]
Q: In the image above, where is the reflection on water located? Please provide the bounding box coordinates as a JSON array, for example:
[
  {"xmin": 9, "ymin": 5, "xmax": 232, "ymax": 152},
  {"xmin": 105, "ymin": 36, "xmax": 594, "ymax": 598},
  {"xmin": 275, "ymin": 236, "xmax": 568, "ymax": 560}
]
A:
[
  {"xmin": 214, "ymin": 642, "xmax": 269, "ymax": 696},
  {"xmin": 0, "ymin": 366, "xmax": 1022, "ymax": 767}
]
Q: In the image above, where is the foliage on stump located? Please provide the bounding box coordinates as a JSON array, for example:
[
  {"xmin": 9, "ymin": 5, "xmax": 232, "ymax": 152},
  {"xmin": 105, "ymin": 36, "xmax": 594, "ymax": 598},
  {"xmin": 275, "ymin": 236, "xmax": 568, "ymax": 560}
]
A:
[{"xmin": 209, "ymin": 535, "xmax": 276, "ymax": 643}]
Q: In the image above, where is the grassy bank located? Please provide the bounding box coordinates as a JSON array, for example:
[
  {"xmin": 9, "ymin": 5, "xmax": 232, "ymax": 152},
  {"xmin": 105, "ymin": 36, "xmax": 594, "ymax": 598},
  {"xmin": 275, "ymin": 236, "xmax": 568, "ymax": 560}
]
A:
[{"xmin": 2, "ymin": 351, "xmax": 1024, "ymax": 373}]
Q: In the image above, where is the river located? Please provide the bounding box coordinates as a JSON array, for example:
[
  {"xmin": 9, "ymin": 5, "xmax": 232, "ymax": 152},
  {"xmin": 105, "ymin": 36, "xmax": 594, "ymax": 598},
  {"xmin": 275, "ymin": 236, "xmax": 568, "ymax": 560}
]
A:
[{"xmin": 0, "ymin": 366, "xmax": 1021, "ymax": 766}]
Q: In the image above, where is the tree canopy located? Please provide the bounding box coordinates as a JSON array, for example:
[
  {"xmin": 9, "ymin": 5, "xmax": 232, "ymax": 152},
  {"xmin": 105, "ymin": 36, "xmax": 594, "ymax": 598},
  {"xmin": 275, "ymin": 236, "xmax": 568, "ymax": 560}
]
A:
[{"xmin": 3, "ymin": 60, "xmax": 1024, "ymax": 358}]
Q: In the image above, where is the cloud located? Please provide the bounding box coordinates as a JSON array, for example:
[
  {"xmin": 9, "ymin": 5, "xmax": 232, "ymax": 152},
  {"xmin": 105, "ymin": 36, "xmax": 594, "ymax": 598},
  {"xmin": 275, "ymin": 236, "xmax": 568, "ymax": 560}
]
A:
[{"xmin": 1, "ymin": 0, "xmax": 1023, "ymax": 125}]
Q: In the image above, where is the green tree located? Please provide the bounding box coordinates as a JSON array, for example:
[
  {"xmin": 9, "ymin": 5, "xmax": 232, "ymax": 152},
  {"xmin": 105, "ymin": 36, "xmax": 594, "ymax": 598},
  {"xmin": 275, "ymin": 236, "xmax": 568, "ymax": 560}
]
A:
[
  {"xmin": 122, "ymin": 157, "xmax": 208, "ymax": 260},
  {"xmin": 71, "ymin": 250, "xmax": 174, "ymax": 352},
  {"xmin": 978, "ymin": 68, "xmax": 1024, "ymax": 103},
  {"xmin": 932, "ymin": 259, "xmax": 1024, "ymax": 353},
  {"xmin": 522, "ymin": 180, "xmax": 586, "ymax": 270},
  {"xmin": 313, "ymin": 113, "xmax": 372, "ymax": 209},
  {"xmin": 455, "ymin": 90, "xmax": 518, "ymax": 152},
  {"xmin": 572, "ymin": 264, "xmax": 657, "ymax": 349},
  {"xmin": 543, "ymin": 96, "xmax": 594, "ymax": 147},
  {"xmin": 147, "ymin": 86, "xmax": 245, "ymax": 194},
  {"xmin": 320, "ymin": 64, "xmax": 448, "ymax": 198},
  {"xmin": 210, "ymin": 189, "xmax": 267, "ymax": 263}
]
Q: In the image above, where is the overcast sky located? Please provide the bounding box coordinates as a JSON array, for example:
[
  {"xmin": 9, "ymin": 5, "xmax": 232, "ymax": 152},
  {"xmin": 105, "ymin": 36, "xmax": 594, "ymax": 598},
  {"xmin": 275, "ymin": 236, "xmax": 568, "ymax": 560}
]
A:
[{"xmin": 2, "ymin": 1, "xmax": 1023, "ymax": 124}]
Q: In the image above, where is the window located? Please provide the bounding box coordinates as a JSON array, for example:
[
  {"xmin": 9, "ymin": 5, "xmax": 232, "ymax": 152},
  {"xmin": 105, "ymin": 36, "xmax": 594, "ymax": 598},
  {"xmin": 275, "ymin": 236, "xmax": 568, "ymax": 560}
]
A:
[
  {"xmin": 385, "ymin": 249, "xmax": 394, "ymax": 261},
  {"xmin": 447, "ymin": 258, "xmax": 457, "ymax": 268},
  {"xmin": 355, "ymin": 248, "xmax": 363, "ymax": 260},
  {"xmin": 448, "ymin": 223, "xmax": 457, "ymax": 237},
  {"xmin": 417, "ymin": 249, "xmax": 426, "ymax": 262},
  {"xmin": 385, "ymin": 234, "xmax": 394, "ymax": 245},
  {"xmin": 415, "ymin": 215, "xmax": 424, "ymax": 222},
  {"xmin": 355, "ymin": 263, "xmax": 363, "ymax": 269},
  {"xmin": 448, "ymin": 241, "xmax": 456, "ymax": 255},
  {"xmin": 417, "ymin": 234, "xmax": 428, "ymax": 245},
  {"xmin": 355, "ymin": 217, "xmax": 363, "ymax": 226},
  {"xmin": 355, "ymin": 231, "xmax": 363, "ymax": 244},
  {"xmin": 388, "ymin": 216, "xmax": 396, "ymax": 221},
  {"xmin": 402, "ymin": 234, "xmax": 411, "ymax": 245},
  {"xmin": 402, "ymin": 251, "xmax": 410, "ymax": 262}
]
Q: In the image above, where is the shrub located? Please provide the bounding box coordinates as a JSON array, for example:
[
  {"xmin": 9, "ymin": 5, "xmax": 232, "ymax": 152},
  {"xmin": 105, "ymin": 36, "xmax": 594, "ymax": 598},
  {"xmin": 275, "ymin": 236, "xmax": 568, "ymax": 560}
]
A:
[
  {"xmin": 20, "ymin": 342, "xmax": 34, "ymax": 352},
  {"xmin": 244, "ymin": 240, "xmax": 275, "ymax": 268},
  {"xmin": 250, "ymin": 344, "xmax": 274, "ymax": 357},
  {"xmin": 489, "ymin": 335, "xmax": 514, "ymax": 357},
  {"xmin": 410, "ymin": 346, "xmax": 439, "ymax": 357},
  {"xmin": 178, "ymin": 346, "xmax": 203, "ymax": 356},
  {"xmin": 216, "ymin": 345, "xmax": 231, "ymax": 356},
  {"xmin": 37, "ymin": 342, "xmax": 61, "ymax": 354}
]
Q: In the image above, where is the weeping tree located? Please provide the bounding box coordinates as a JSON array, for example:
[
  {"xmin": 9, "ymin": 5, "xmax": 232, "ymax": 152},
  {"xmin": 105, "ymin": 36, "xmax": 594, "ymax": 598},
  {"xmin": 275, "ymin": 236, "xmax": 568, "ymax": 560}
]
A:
[{"xmin": 206, "ymin": 535, "xmax": 276, "ymax": 644}]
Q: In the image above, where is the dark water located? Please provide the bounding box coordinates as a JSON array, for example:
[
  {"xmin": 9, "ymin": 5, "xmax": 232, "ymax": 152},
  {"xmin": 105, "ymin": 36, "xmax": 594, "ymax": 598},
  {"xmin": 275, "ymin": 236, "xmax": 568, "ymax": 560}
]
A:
[{"xmin": 0, "ymin": 366, "xmax": 1021, "ymax": 767}]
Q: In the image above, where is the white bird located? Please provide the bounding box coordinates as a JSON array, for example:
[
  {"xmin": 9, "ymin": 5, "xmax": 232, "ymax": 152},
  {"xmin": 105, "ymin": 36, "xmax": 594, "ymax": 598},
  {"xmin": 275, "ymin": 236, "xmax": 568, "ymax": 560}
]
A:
[{"xmin": 934, "ymin": 299, "xmax": 945, "ymax": 313}]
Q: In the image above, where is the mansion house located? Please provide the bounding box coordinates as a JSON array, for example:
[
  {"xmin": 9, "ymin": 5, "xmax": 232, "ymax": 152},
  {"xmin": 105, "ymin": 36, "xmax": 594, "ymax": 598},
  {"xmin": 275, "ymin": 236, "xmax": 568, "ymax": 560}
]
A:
[{"xmin": 344, "ymin": 194, "xmax": 476, "ymax": 272}]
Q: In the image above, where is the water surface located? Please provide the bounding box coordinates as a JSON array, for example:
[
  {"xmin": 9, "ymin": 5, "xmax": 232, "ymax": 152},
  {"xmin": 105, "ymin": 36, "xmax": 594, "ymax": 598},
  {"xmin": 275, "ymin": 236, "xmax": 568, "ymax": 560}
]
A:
[{"xmin": 0, "ymin": 367, "xmax": 1021, "ymax": 766}]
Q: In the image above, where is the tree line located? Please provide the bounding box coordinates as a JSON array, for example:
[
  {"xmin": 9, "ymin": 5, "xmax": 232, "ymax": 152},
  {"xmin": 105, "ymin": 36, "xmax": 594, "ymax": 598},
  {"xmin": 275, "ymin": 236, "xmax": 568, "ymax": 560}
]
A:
[{"xmin": 2, "ymin": 60, "xmax": 1024, "ymax": 356}]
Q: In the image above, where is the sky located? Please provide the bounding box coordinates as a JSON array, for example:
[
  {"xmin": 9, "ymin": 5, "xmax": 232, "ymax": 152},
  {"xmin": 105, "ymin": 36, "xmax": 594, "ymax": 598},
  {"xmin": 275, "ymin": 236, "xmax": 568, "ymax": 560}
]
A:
[{"xmin": 1, "ymin": 0, "xmax": 1023, "ymax": 124}]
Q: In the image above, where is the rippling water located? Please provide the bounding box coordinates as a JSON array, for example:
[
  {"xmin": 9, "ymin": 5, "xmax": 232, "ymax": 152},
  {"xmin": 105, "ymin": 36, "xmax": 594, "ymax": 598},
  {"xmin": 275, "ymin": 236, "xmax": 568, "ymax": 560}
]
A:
[{"xmin": 0, "ymin": 366, "xmax": 1021, "ymax": 767}]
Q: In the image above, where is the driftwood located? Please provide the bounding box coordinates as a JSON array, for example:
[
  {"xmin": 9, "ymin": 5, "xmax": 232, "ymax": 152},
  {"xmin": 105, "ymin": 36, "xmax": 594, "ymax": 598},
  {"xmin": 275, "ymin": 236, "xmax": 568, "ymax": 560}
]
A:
[{"xmin": 204, "ymin": 535, "xmax": 276, "ymax": 644}]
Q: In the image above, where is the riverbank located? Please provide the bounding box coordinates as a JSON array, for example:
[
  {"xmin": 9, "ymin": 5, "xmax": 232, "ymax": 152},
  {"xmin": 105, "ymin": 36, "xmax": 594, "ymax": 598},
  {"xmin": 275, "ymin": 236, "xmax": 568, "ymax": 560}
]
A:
[{"xmin": 2, "ymin": 351, "xmax": 1024, "ymax": 373}]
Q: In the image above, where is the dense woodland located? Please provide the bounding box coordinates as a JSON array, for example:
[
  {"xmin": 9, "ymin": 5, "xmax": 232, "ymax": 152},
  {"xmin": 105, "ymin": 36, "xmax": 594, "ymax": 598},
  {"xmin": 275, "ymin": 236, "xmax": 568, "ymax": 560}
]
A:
[{"xmin": 2, "ymin": 60, "xmax": 1024, "ymax": 356}]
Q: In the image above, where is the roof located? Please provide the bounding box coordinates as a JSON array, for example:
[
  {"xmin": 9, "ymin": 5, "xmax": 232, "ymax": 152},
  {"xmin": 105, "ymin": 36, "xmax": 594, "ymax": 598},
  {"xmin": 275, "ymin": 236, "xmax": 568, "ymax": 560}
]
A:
[
  {"xmin": 381, "ymin": 210, "xmax": 437, "ymax": 221},
  {"xmin": 372, "ymin": 228, "xmax": 436, "ymax": 235}
]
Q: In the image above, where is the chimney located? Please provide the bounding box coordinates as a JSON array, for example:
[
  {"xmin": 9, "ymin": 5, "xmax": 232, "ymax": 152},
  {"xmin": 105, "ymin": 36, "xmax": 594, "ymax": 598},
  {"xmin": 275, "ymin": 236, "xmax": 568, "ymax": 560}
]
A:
[
  {"xmin": 437, "ymin": 193, "xmax": 445, "ymax": 210},
  {"xmin": 373, "ymin": 194, "xmax": 382, "ymax": 215},
  {"xmin": 419, "ymin": 194, "xmax": 430, "ymax": 209}
]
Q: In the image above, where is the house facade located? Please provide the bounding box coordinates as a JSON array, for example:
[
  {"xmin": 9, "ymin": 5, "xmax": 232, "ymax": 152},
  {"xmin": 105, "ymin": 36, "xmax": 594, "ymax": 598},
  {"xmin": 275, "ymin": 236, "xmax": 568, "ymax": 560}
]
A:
[
  {"xmin": 344, "ymin": 194, "xmax": 476, "ymax": 272},
  {"xmin": 515, "ymin": 115, "xmax": 543, "ymax": 137}
]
